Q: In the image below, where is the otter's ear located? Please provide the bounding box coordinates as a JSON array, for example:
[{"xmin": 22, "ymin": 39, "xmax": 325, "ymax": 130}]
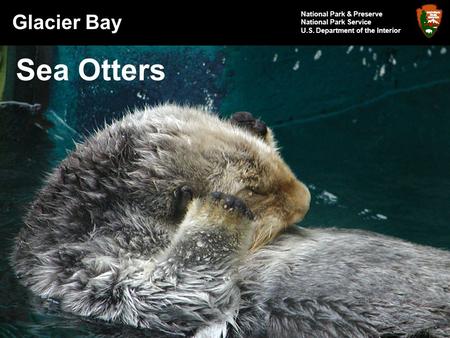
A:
[
  {"xmin": 230, "ymin": 111, "xmax": 267, "ymax": 138},
  {"xmin": 230, "ymin": 111, "xmax": 277, "ymax": 149}
]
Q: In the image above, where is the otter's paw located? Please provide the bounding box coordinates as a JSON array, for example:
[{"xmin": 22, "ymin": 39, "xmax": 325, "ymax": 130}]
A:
[
  {"xmin": 210, "ymin": 191, "xmax": 254, "ymax": 221},
  {"xmin": 173, "ymin": 185, "xmax": 194, "ymax": 220},
  {"xmin": 230, "ymin": 111, "xmax": 268, "ymax": 138},
  {"xmin": 182, "ymin": 192, "xmax": 254, "ymax": 234}
]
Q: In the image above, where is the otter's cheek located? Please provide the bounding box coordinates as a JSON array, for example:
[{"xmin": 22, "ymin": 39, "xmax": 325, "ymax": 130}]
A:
[{"xmin": 248, "ymin": 213, "xmax": 286, "ymax": 250}]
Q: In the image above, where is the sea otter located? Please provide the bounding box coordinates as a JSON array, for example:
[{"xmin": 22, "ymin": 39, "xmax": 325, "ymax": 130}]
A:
[
  {"xmin": 12, "ymin": 104, "xmax": 310, "ymax": 335},
  {"xmin": 12, "ymin": 104, "xmax": 450, "ymax": 337}
]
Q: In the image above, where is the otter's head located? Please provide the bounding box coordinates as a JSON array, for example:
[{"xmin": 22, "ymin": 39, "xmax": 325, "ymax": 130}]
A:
[
  {"xmin": 210, "ymin": 111, "xmax": 311, "ymax": 250},
  {"xmin": 147, "ymin": 106, "xmax": 310, "ymax": 249},
  {"xmin": 235, "ymin": 155, "xmax": 310, "ymax": 251}
]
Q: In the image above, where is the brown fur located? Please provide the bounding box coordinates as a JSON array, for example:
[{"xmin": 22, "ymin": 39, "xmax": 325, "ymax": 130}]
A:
[{"xmin": 230, "ymin": 128, "xmax": 311, "ymax": 250}]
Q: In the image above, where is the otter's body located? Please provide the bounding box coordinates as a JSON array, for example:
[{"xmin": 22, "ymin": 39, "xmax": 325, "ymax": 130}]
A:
[
  {"xmin": 237, "ymin": 227, "xmax": 450, "ymax": 338},
  {"xmin": 12, "ymin": 104, "xmax": 310, "ymax": 336},
  {"xmin": 11, "ymin": 104, "xmax": 450, "ymax": 337}
]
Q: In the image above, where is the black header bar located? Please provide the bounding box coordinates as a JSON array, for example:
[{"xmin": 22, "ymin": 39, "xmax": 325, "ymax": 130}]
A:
[{"xmin": 0, "ymin": 1, "xmax": 448, "ymax": 45}]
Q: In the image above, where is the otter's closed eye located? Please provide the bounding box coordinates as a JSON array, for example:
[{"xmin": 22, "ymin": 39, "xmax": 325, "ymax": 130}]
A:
[{"xmin": 244, "ymin": 187, "xmax": 266, "ymax": 196}]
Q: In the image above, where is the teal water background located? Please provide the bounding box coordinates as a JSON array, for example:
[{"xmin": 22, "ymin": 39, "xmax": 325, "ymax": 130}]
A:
[{"xmin": 1, "ymin": 46, "xmax": 449, "ymax": 336}]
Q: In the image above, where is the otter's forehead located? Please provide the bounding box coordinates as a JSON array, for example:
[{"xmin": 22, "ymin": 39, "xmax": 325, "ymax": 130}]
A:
[{"xmin": 122, "ymin": 104, "xmax": 277, "ymax": 159}]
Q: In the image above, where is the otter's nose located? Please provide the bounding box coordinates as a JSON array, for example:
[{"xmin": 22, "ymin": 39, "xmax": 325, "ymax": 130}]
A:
[
  {"xmin": 287, "ymin": 180, "xmax": 311, "ymax": 225},
  {"xmin": 297, "ymin": 181, "xmax": 311, "ymax": 214}
]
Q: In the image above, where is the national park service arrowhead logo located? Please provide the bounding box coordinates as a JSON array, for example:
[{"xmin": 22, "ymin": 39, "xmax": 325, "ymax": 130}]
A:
[{"xmin": 417, "ymin": 4, "xmax": 442, "ymax": 38}]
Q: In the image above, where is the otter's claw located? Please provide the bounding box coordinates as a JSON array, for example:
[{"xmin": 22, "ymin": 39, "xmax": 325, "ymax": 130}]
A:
[
  {"xmin": 210, "ymin": 191, "xmax": 254, "ymax": 220},
  {"xmin": 173, "ymin": 185, "xmax": 194, "ymax": 220}
]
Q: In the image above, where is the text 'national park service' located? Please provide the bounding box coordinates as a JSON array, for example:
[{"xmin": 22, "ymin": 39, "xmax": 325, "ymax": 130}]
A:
[{"xmin": 300, "ymin": 10, "xmax": 402, "ymax": 36}]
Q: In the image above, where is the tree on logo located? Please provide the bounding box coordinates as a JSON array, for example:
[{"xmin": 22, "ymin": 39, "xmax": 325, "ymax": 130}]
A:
[{"xmin": 420, "ymin": 10, "xmax": 436, "ymax": 38}]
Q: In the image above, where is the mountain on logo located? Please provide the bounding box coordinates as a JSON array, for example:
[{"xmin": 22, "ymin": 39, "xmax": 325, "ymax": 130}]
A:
[{"xmin": 417, "ymin": 4, "xmax": 442, "ymax": 38}]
